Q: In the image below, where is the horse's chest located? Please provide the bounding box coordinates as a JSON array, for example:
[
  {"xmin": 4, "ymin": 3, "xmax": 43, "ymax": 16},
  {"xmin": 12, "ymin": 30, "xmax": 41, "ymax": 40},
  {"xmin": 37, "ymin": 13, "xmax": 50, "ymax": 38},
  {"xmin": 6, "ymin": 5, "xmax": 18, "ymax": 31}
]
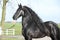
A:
[
  {"xmin": 23, "ymin": 18, "xmax": 28, "ymax": 26},
  {"xmin": 22, "ymin": 16, "xmax": 31, "ymax": 27},
  {"xmin": 23, "ymin": 16, "xmax": 30, "ymax": 23},
  {"xmin": 27, "ymin": 27, "xmax": 44, "ymax": 38}
]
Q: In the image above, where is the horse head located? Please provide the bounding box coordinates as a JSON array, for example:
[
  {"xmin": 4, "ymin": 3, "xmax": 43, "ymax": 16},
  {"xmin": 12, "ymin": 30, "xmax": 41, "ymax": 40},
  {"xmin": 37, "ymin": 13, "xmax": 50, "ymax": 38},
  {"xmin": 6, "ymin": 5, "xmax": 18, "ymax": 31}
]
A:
[{"xmin": 13, "ymin": 4, "xmax": 24, "ymax": 20}]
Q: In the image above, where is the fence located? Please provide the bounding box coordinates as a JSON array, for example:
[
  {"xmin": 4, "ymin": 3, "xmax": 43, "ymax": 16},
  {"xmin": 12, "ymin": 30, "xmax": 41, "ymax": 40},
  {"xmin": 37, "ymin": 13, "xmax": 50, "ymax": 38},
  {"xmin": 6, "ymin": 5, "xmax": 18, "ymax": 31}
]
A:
[
  {"xmin": 0, "ymin": 35, "xmax": 24, "ymax": 40},
  {"xmin": 0, "ymin": 27, "xmax": 24, "ymax": 40},
  {"xmin": 0, "ymin": 27, "xmax": 15, "ymax": 35},
  {"xmin": 2, "ymin": 29, "xmax": 15, "ymax": 35}
]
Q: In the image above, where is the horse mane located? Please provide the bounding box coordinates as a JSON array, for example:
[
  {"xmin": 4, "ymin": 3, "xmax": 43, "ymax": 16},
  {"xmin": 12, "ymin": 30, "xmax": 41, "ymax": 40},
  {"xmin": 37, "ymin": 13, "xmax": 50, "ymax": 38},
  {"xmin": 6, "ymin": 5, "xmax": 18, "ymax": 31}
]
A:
[
  {"xmin": 23, "ymin": 6, "xmax": 43, "ymax": 23},
  {"xmin": 23, "ymin": 6, "xmax": 48, "ymax": 33}
]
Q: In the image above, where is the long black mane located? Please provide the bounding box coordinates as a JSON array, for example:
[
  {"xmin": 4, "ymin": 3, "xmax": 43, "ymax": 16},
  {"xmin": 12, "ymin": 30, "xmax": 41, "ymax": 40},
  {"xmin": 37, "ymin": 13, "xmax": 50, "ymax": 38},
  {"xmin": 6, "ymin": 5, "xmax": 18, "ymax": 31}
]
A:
[
  {"xmin": 23, "ymin": 6, "xmax": 43, "ymax": 23},
  {"xmin": 23, "ymin": 6, "xmax": 49, "ymax": 34}
]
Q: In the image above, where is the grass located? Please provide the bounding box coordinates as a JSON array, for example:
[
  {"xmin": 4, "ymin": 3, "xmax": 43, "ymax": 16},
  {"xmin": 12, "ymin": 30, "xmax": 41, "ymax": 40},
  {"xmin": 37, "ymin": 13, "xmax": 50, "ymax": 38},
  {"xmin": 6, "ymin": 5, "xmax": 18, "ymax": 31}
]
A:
[
  {"xmin": 6, "ymin": 22, "xmax": 22, "ymax": 35},
  {"xmin": 0, "ymin": 22, "xmax": 22, "ymax": 35},
  {"xmin": 0, "ymin": 22, "xmax": 23, "ymax": 40},
  {"xmin": 58, "ymin": 23, "xmax": 60, "ymax": 28}
]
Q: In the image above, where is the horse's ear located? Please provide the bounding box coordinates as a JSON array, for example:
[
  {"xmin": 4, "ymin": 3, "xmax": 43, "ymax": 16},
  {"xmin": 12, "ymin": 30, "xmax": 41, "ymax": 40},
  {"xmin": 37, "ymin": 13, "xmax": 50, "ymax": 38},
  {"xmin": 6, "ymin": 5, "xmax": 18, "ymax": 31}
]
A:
[{"xmin": 18, "ymin": 3, "xmax": 22, "ymax": 8}]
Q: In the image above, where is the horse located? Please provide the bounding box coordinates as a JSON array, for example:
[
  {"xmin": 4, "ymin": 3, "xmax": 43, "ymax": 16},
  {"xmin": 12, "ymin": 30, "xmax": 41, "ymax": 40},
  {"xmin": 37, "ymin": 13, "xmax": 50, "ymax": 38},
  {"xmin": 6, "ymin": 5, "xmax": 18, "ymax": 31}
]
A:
[
  {"xmin": 24, "ymin": 5, "xmax": 60, "ymax": 40},
  {"xmin": 13, "ymin": 4, "xmax": 60, "ymax": 40},
  {"xmin": 13, "ymin": 4, "xmax": 49, "ymax": 40}
]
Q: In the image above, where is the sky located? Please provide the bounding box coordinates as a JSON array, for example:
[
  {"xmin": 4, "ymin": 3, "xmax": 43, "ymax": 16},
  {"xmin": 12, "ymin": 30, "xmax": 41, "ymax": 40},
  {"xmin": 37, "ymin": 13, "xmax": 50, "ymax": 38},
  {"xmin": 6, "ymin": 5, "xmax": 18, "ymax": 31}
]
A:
[{"xmin": 0, "ymin": 0, "xmax": 60, "ymax": 23}]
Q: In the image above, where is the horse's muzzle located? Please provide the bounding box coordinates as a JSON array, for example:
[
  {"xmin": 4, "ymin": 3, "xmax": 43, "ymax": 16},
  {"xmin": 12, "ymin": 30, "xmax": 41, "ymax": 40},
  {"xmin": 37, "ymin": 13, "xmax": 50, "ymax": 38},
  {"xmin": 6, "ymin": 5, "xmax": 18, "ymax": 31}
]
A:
[{"xmin": 12, "ymin": 20, "xmax": 17, "ymax": 24}]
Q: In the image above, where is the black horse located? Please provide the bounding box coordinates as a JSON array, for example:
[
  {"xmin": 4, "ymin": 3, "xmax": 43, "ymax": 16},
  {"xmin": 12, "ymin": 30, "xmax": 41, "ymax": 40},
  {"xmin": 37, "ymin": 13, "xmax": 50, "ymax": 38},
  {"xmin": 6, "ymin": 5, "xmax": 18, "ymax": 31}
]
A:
[
  {"xmin": 13, "ymin": 4, "xmax": 60, "ymax": 40},
  {"xmin": 24, "ymin": 5, "xmax": 60, "ymax": 40}
]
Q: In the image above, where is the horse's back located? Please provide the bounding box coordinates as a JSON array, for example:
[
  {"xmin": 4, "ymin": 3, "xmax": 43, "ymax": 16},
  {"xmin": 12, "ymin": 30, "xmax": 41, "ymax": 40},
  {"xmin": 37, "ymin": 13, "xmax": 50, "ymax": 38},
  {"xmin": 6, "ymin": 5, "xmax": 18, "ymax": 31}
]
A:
[
  {"xmin": 44, "ymin": 21, "xmax": 60, "ymax": 40},
  {"xmin": 44, "ymin": 21, "xmax": 59, "ymax": 31}
]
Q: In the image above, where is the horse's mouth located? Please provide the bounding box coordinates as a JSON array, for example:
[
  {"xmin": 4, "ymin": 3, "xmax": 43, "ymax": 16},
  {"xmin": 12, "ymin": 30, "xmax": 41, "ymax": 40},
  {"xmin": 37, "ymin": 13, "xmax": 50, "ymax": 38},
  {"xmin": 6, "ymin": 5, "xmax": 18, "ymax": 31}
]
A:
[{"xmin": 12, "ymin": 20, "xmax": 17, "ymax": 24}]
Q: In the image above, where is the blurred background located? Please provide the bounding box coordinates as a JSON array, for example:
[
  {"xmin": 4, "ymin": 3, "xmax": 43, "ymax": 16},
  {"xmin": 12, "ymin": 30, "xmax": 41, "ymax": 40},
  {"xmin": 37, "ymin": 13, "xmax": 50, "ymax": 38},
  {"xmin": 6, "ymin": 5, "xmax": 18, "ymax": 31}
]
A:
[{"xmin": 0, "ymin": 0, "xmax": 60, "ymax": 40}]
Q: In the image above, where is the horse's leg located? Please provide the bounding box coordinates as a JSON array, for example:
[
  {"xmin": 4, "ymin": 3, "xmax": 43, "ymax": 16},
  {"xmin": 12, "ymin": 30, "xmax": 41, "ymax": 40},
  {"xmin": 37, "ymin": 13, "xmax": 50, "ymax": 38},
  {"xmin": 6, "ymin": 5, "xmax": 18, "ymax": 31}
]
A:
[
  {"xmin": 24, "ymin": 36, "xmax": 28, "ymax": 40},
  {"xmin": 50, "ymin": 30, "xmax": 57, "ymax": 40},
  {"xmin": 28, "ymin": 36, "xmax": 32, "ymax": 40},
  {"xmin": 52, "ymin": 31, "xmax": 57, "ymax": 40},
  {"xmin": 23, "ymin": 33, "xmax": 32, "ymax": 40},
  {"xmin": 24, "ymin": 36, "xmax": 32, "ymax": 40},
  {"xmin": 50, "ymin": 34, "xmax": 57, "ymax": 40}
]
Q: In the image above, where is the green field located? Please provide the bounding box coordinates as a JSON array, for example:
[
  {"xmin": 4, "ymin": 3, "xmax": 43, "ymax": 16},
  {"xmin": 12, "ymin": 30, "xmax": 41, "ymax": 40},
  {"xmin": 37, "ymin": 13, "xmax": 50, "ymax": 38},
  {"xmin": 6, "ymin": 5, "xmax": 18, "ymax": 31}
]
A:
[
  {"xmin": 0, "ymin": 22, "xmax": 60, "ymax": 40},
  {"xmin": 0, "ymin": 22, "xmax": 22, "ymax": 35},
  {"xmin": 0, "ymin": 22, "xmax": 23, "ymax": 40}
]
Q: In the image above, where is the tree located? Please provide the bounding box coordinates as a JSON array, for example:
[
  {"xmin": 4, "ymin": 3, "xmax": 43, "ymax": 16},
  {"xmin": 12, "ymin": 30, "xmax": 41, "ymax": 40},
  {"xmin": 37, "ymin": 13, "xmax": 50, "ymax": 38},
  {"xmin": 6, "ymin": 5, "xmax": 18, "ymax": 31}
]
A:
[{"xmin": 1, "ymin": 0, "xmax": 8, "ymax": 29}]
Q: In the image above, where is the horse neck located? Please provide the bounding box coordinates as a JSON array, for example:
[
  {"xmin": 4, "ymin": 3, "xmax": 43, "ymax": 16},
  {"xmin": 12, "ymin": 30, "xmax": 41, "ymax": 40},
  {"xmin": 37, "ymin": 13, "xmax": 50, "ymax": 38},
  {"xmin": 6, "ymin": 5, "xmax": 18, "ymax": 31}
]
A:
[
  {"xmin": 31, "ymin": 13, "xmax": 43, "ymax": 23},
  {"xmin": 22, "ymin": 7, "xmax": 32, "ymax": 23},
  {"xmin": 24, "ymin": 6, "xmax": 43, "ymax": 23},
  {"xmin": 22, "ymin": 7, "xmax": 31, "ymax": 17},
  {"xmin": 22, "ymin": 8, "xmax": 33, "ymax": 28}
]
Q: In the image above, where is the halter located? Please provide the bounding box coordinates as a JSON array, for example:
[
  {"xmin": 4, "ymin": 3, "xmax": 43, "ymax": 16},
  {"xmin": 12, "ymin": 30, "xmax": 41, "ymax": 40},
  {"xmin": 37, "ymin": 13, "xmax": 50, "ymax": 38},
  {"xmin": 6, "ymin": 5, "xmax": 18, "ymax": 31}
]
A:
[{"xmin": 16, "ymin": 10, "xmax": 24, "ymax": 19}]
